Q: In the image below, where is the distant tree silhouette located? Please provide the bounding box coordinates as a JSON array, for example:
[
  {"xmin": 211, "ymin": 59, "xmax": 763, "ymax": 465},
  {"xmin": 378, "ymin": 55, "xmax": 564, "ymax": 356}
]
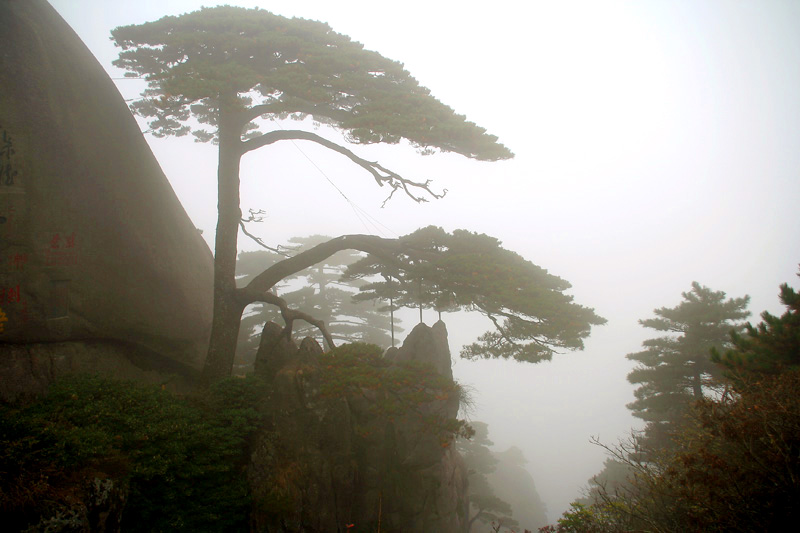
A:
[
  {"xmin": 457, "ymin": 422, "xmax": 517, "ymax": 532},
  {"xmin": 565, "ymin": 276, "xmax": 800, "ymax": 532}
]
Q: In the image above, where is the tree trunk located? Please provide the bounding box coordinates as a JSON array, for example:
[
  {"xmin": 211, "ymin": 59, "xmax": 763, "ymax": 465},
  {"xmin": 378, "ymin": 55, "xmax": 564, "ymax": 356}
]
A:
[
  {"xmin": 692, "ymin": 363, "xmax": 703, "ymax": 399},
  {"xmin": 204, "ymin": 297, "xmax": 245, "ymax": 381},
  {"xmin": 390, "ymin": 295, "xmax": 395, "ymax": 348},
  {"xmin": 203, "ymin": 101, "xmax": 246, "ymax": 383}
]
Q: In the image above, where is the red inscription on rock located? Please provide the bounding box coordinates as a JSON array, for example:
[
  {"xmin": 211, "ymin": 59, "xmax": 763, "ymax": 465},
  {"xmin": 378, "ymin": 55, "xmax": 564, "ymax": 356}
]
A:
[
  {"xmin": 0, "ymin": 284, "xmax": 21, "ymax": 303},
  {"xmin": 45, "ymin": 233, "xmax": 78, "ymax": 266},
  {"xmin": 9, "ymin": 253, "xmax": 28, "ymax": 271}
]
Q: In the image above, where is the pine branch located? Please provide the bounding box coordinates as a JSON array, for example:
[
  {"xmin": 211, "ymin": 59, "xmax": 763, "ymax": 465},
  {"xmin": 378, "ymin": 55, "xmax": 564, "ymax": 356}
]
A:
[
  {"xmin": 239, "ymin": 220, "xmax": 291, "ymax": 257},
  {"xmin": 241, "ymin": 129, "xmax": 446, "ymax": 204}
]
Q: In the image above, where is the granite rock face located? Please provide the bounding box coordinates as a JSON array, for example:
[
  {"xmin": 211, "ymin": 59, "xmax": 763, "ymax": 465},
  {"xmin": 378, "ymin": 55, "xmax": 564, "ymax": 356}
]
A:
[
  {"xmin": 386, "ymin": 319, "xmax": 454, "ymax": 381},
  {"xmin": 254, "ymin": 321, "xmax": 298, "ymax": 382},
  {"xmin": 0, "ymin": 0, "xmax": 213, "ymax": 389},
  {"xmin": 0, "ymin": 340, "xmax": 198, "ymax": 404},
  {"xmin": 23, "ymin": 472, "xmax": 129, "ymax": 533},
  {"xmin": 249, "ymin": 321, "xmax": 468, "ymax": 532}
]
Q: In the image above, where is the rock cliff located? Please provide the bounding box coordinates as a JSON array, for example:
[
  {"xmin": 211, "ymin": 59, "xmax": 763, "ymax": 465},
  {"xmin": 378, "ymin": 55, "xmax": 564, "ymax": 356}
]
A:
[
  {"xmin": 249, "ymin": 321, "xmax": 469, "ymax": 532},
  {"xmin": 0, "ymin": 0, "xmax": 214, "ymax": 398}
]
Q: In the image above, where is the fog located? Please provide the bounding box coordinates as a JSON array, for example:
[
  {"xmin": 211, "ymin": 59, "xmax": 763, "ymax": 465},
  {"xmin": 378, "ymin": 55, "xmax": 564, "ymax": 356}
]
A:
[{"xmin": 50, "ymin": 0, "xmax": 800, "ymax": 522}]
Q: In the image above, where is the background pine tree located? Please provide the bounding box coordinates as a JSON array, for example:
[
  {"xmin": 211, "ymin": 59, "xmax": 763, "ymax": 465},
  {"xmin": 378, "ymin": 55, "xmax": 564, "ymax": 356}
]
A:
[{"xmin": 626, "ymin": 282, "xmax": 749, "ymax": 448}]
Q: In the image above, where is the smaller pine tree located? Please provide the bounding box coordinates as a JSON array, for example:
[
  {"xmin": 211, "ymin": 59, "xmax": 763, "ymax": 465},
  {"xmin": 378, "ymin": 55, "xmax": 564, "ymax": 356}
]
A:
[{"xmin": 626, "ymin": 282, "xmax": 749, "ymax": 448}]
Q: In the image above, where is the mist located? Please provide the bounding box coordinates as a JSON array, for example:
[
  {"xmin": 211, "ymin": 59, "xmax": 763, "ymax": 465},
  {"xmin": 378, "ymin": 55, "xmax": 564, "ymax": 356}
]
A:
[{"xmin": 45, "ymin": 0, "xmax": 800, "ymax": 524}]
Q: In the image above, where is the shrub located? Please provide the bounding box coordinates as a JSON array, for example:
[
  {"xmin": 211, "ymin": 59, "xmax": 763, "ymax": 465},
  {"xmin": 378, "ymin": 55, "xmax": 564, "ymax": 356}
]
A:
[
  {"xmin": 318, "ymin": 343, "xmax": 472, "ymax": 441},
  {"xmin": 0, "ymin": 374, "xmax": 269, "ymax": 532}
]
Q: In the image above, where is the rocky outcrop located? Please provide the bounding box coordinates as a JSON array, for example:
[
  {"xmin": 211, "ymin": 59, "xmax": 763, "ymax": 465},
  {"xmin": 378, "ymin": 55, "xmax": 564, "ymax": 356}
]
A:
[
  {"xmin": 386, "ymin": 319, "xmax": 454, "ymax": 382},
  {"xmin": 0, "ymin": 0, "xmax": 214, "ymax": 392},
  {"xmin": 23, "ymin": 472, "xmax": 128, "ymax": 533},
  {"xmin": 254, "ymin": 321, "xmax": 299, "ymax": 382},
  {"xmin": 248, "ymin": 321, "xmax": 468, "ymax": 532},
  {"xmin": 249, "ymin": 336, "xmax": 356, "ymax": 531}
]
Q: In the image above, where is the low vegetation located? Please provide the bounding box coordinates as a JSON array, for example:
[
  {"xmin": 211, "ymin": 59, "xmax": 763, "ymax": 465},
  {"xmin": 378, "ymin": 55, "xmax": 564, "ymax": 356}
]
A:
[
  {"xmin": 1, "ymin": 375, "xmax": 268, "ymax": 531},
  {"xmin": 0, "ymin": 342, "xmax": 473, "ymax": 531}
]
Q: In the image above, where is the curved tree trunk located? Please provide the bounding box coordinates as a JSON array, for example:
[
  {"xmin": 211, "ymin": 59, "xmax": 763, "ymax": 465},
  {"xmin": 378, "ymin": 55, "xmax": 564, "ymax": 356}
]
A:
[{"xmin": 203, "ymin": 101, "xmax": 246, "ymax": 383}]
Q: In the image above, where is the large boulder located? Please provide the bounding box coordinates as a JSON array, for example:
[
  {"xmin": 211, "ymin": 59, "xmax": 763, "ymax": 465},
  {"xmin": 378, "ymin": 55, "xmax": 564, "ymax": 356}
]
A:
[{"xmin": 0, "ymin": 0, "xmax": 213, "ymax": 387}]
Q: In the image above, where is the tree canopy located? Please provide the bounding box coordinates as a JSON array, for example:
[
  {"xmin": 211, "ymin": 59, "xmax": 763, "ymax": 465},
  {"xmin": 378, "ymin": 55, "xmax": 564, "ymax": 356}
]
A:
[
  {"xmin": 228, "ymin": 227, "xmax": 604, "ymax": 366},
  {"xmin": 111, "ymin": 6, "xmax": 512, "ymax": 162},
  {"xmin": 345, "ymin": 226, "xmax": 606, "ymax": 362}
]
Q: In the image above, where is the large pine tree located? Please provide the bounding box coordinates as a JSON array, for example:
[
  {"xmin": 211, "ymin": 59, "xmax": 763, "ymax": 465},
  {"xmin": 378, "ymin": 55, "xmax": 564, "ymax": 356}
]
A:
[
  {"xmin": 626, "ymin": 282, "xmax": 750, "ymax": 447},
  {"xmin": 111, "ymin": 6, "xmax": 513, "ymax": 381}
]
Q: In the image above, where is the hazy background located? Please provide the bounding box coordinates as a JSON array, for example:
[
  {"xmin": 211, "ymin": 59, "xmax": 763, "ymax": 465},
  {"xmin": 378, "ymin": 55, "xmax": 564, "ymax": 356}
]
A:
[{"xmin": 49, "ymin": 0, "xmax": 800, "ymax": 522}]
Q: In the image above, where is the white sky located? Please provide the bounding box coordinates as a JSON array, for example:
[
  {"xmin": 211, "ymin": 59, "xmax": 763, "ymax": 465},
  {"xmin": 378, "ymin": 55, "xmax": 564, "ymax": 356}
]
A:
[{"xmin": 49, "ymin": 0, "xmax": 800, "ymax": 522}]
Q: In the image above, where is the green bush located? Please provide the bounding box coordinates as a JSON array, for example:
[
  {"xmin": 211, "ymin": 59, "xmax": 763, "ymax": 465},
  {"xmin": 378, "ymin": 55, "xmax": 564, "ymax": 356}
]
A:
[
  {"xmin": 0, "ymin": 374, "xmax": 269, "ymax": 532},
  {"xmin": 318, "ymin": 343, "xmax": 472, "ymax": 443}
]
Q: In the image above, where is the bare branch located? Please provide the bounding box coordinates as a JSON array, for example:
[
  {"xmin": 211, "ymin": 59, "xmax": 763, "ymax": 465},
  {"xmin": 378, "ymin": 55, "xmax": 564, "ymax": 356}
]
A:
[
  {"xmin": 241, "ymin": 129, "xmax": 446, "ymax": 204},
  {"xmin": 261, "ymin": 292, "xmax": 336, "ymax": 350},
  {"xmin": 238, "ymin": 209, "xmax": 298, "ymax": 256},
  {"xmin": 238, "ymin": 219, "xmax": 293, "ymax": 257},
  {"xmin": 243, "ymin": 208, "xmax": 267, "ymax": 223}
]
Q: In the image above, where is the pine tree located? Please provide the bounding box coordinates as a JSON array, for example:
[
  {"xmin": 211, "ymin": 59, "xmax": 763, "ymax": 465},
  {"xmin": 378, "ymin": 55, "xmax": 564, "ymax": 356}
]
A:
[
  {"xmin": 626, "ymin": 282, "xmax": 749, "ymax": 447},
  {"xmin": 111, "ymin": 6, "xmax": 512, "ymax": 381},
  {"xmin": 577, "ymin": 275, "xmax": 800, "ymax": 531}
]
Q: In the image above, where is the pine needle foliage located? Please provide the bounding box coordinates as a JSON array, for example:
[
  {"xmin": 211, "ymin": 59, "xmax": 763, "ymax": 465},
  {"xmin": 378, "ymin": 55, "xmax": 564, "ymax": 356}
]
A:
[
  {"xmin": 345, "ymin": 226, "xmax": 606, "ymax": 362},
  {"xmin": 111, "ymin": 6, "xmax": 513, "ymax": 160}
]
